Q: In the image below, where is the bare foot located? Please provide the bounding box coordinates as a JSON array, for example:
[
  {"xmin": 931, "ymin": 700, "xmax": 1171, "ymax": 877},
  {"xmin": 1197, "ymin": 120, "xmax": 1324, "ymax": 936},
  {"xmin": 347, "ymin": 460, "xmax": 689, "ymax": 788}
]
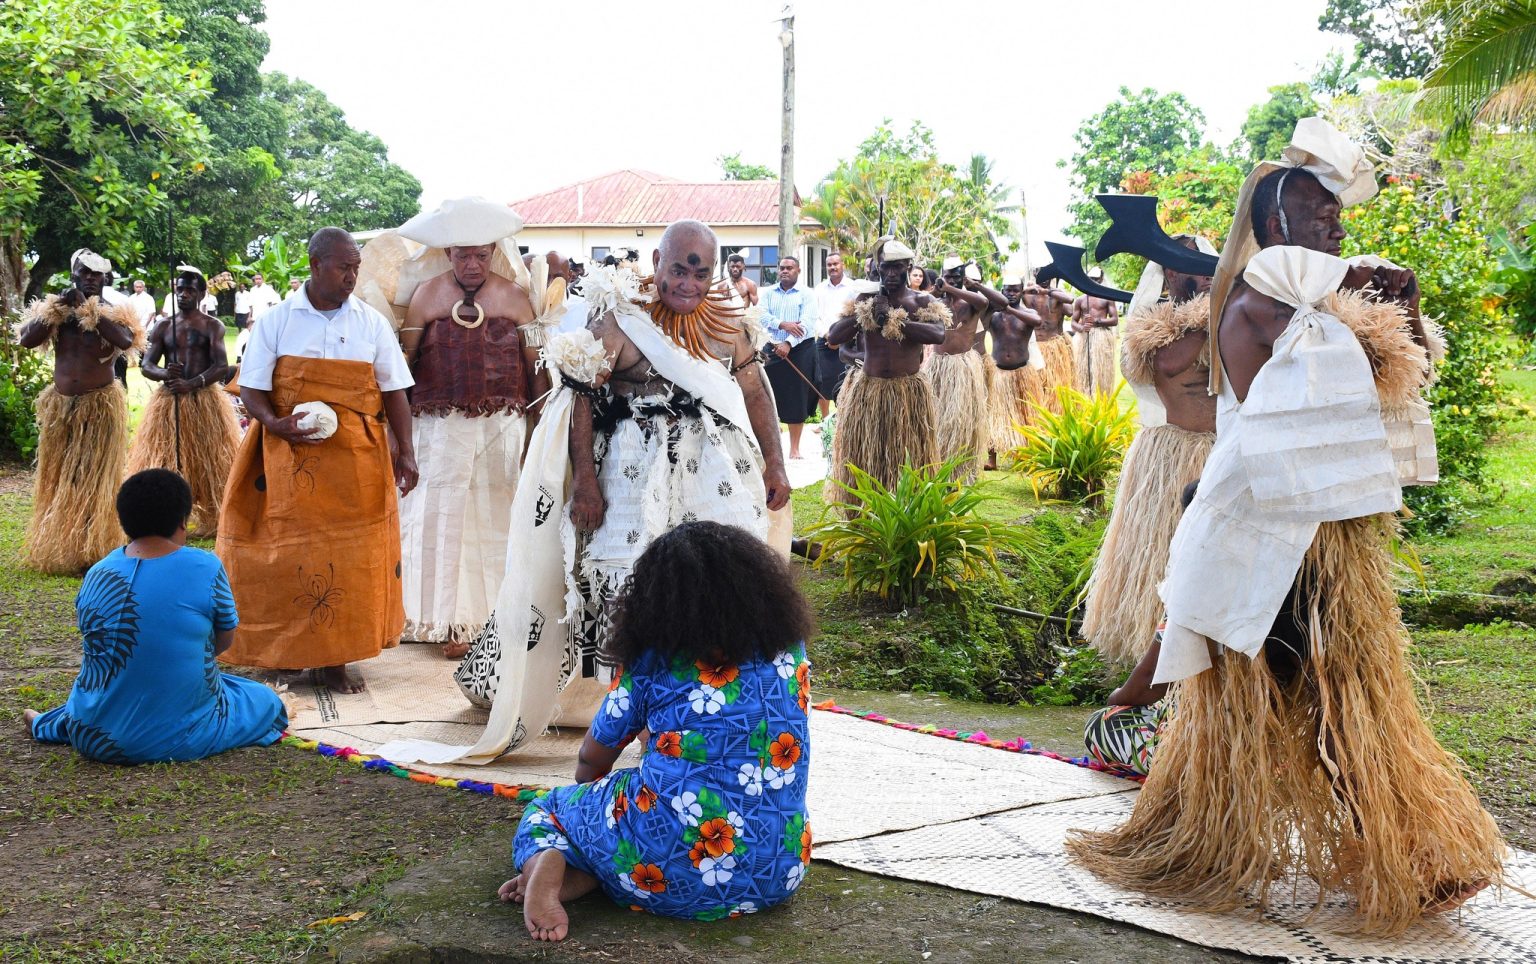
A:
[
  {"xmin": 314, "ymin": 664, "xmax": 366, "ymax": 694},
  {"xmin": 442, "ymin": 640, "xmax": 470, "ymax": 660},
  {"xmin": 522, "ymin": 850, "xmax": 570, "ymax": 941},
  {"xmin": 23, "ymin": 708, "xmax": 40, "ymax": 730},
  {"xmin": 1426, "ymin": 877, "xmax": 1489, "ymax": 913},
  {"xmin": 497, "ymin": 875, "xmax": 526, "ymax": 904},
  {"xmin": 789, "ymin": 451, "xmax": 802, "ymax": 460}
]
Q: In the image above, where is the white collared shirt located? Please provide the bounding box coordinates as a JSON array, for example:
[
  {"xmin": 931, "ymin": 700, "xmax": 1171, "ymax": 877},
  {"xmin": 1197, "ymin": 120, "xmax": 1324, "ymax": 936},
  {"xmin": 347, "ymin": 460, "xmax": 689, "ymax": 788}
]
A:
[
  {"xmin": 238, "ymin": 284, "xmax": 414, "ymax": 393},
  {"xmin": 127, "ymin": 291, "xmax": 157, "ymax": 325},
  {"xmin": 815, "ymin": 277, "xmax": 858, "ymax": 335},
  {"xmin": 248, "ymin": 283, "xmax": 282, "ymax": 319}
]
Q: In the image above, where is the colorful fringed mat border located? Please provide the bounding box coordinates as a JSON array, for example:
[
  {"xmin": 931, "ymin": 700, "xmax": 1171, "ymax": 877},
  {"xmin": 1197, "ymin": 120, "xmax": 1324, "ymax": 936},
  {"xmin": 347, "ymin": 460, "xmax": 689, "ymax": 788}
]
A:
[
  {"xmin": 277, "ymin": 701, "xmax": 1140, "ymax": 801},
  {"xmin": 278, "ymin": 734, "xmax": 550, "ymax": 801},
  {"xmin": 810, "ymin": 701, "xmax": 1143, "ymax": 783}
]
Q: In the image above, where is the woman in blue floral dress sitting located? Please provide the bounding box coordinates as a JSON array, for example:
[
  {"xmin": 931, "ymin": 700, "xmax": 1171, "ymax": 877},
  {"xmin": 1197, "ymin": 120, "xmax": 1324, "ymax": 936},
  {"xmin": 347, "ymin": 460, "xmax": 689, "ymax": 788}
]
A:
[{"xmin": 499, "ymin": 521, "xmax": 815, "ymax": 941}]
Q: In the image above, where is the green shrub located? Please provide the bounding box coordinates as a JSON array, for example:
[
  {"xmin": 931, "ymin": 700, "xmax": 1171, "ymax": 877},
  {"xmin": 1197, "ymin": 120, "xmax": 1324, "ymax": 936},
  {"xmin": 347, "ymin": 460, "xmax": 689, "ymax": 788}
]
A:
[
  {"xmin": 809, "ymin": 453, "xmax": 1045, "ymax": 609},
  {"xmin": 809, "ymin": 508, "xmax": 1111, "ymax": 704},
  {"xmin": 1342, "ymin": 177, "xmax": 1516, "ymax": 533},
  {"xmin": 1490, "ymin": 222, "xmax": 1536, "ymax": 339},
  {"xmin": 1009, "ymin": 384, "xmax": 1136, "ymax": 507},
  {"xmin": 0, "ymin": 316, "xmax": 49, "ymax": 459}
]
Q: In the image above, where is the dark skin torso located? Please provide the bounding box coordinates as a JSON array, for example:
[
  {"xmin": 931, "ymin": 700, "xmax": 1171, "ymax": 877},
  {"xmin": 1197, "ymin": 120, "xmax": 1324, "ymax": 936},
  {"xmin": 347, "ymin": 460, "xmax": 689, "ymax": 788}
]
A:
[
  {"xmin": 142, "ymin": 308, "xmax": 230, "ymax": 393},
  {"xmin": 1153, "ymin": 329, "xmax": 1217, "ymax": 434},
  {"xmin": 17, "ymin": 289, "xmax": 136, "ymax": 396},
  {"xmin": 825, "ymin": 289, "xmax": 946, "ymax": 378},
  {"xmin": 934, "ymin": 279, "xmax": 990, "ymax": 355},
  {"xmin": 1072, "ymin": 294, "xmax": 1118, "ymax": 331},
  {"xmin": 1023, "ymin": 285, "xmax": 1072, "ymax": 342},
  {"xmin": 988, "ymin": 302, "xmax": 1042, "ymax": 371},
  {"xmin": 402, "ymin": 270, "xmax": 549, "ymax": 415}
]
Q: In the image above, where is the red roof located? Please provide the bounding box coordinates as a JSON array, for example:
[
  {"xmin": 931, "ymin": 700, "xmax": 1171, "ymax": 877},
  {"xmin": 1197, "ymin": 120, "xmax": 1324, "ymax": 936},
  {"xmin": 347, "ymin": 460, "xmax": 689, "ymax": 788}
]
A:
[{"xmin": 510, "ymin": 170, "xmax": 807, "ymax": 227}]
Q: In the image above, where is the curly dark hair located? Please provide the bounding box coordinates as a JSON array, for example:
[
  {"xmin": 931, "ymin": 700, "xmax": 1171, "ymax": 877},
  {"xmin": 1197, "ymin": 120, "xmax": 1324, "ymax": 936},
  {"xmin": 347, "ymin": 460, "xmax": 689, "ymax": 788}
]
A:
[
  {"xmin": 117, "ymin": 469, "xmax": 192, "ymax": 539},
  {"xmin": 603, "ymin": 521, "xmax": 815, "ymax": 669}
]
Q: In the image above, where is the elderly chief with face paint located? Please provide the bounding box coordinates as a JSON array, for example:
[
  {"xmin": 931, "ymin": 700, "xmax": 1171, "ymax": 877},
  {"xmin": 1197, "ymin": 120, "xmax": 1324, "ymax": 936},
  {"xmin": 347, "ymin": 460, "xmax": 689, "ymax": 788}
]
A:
[{"xmin": 17, "ymin": 249, "xmax": 147, "ymax": 573}]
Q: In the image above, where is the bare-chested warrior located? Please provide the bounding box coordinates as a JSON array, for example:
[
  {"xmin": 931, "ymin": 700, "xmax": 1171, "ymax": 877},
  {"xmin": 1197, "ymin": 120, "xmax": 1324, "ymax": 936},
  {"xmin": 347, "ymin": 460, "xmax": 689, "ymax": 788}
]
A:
[
  {"xmin": 726, "ymin": 251, "xmax": 759, "ymax": 307},
  {"xmin": 924, "ymin": 258, "xmax": 1005, "ymax": 481},
  {"xmin": 18, "ymin": 248, "xmax": 145, "ymax": 573},
  {"xmin": 128, "ymin": 266, "xmax": 240, "ymax": 536},
  {"xmin": 1022, "ymin": 271, "xmax": 1077, "ymax": 410},
  {"xmin": 982, "ymin": 277, "xmax": 1043, "ymax": 461},
  {"xmin": 1071, "ymin": 267, "xmax": 1121, "ymax": 395},
  {"xmin": 1080, "ymin": 235, "xmax": 1218, "ymax": 665},
  {"xmin": 823, "ymin": 240, "xmax": 950, "ymax": 507}
]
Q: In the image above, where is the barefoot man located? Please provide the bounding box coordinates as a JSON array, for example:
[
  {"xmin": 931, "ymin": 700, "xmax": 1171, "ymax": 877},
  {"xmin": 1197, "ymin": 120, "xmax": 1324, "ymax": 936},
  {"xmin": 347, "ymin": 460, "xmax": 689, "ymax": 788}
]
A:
[
  {"xmin": 17, "ymin": 249, "xmax": 145, "ymax": 573},
  {"xmin": 823, "ymin": 240, "xmax": 949, "ymax": 507},
  {"xmin": 217, "ymin": 227, "xmax": 418, "ymax": 694},
  {"xmin": 1070, "ymin": 119, "xmax": 1504, "ymax": 930},
  {"xmin": 982, "ymin": 275, "xmax": 1042, "ymax": 458},
  {"xmin": 1022, "ymin": 272, "xmax": 1076, "ymax": 412},
  {"xmin": 128, "ymin": 266, "xmax": 241, "ymax": 536}
]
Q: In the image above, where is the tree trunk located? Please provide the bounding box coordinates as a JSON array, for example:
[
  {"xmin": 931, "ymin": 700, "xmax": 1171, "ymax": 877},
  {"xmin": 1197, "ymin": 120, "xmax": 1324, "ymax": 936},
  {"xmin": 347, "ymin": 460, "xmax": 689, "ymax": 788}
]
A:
[
  {"xmin": 0, "ymin": 231, "xmax": 29, "ymax": 318},
  {"xmin": 24, "ymin": 250, "xmax": 63, "ymax": 304}
]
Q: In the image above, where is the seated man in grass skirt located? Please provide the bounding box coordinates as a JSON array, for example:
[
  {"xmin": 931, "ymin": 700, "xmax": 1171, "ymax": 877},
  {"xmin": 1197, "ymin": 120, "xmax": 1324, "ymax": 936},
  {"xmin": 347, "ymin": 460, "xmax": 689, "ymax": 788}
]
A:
[
  {"xmin": 17, "ymin": 248, "xmax": 146, "ymax": 574},
  {"xmin": 1068, "ymin": 119, "xmax": 1502, "ymax": 933},
  {"xmin": 128, "ymin": 265, "xmax": 240, "ymax": 537},
  {"xmin": 216, "ymin": 227, "xmax": 418, "ymax": 695},
  {"xmin": 822, "ymin": 240, "xmax": 949, "ymax": 509}
]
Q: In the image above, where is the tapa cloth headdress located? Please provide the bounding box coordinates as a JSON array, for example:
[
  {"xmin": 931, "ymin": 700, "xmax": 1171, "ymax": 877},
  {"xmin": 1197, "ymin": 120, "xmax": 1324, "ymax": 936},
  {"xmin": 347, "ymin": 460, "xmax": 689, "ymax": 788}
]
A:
[
  {"xmin": 71, "ymin": 248, "xmax": 111, "ymax": 275},
  {"xmin": 1208, "ymin": 116, "xmax": 1377, "ymax": 393},
  {"xmin": 882, "ymin": 240, "xmax": 916, "ymax": 262},
  {"xmin": 173, "ymin": 264, "xmax": 207, "ymax": 287},
  {"xmin": 941, "ymin": 255, "xmax": 965, "ymax": 272},
  {"xmin": 356, "ymin": 196, "xmax": 530, "ymax": 329}
]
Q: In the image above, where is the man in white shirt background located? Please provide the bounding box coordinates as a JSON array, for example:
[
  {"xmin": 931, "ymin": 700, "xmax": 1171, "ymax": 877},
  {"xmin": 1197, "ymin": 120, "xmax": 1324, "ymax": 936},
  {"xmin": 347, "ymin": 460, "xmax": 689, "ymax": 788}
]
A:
[
  {"xmin": 127, "ymin": 279, "xmax": 157, "ymax": 328},
  {"xmin": 247, "ymin": 272, "xmax": 282, "ymax": 321}
]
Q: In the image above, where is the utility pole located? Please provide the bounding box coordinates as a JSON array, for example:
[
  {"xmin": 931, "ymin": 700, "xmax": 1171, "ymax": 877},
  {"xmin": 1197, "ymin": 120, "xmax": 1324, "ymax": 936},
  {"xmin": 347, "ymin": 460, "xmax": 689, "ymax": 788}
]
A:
[{"xmin": 777, "ymin": 5, "xmax": 796, "ymax": 267}]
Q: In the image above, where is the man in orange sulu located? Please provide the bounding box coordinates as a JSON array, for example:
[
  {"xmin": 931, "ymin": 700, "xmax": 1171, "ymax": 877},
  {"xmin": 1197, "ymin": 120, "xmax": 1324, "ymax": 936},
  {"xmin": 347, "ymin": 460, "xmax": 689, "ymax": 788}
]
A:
[{"xmin": 217, "ymin": 227, "xmax": 418, "ymax": 693}]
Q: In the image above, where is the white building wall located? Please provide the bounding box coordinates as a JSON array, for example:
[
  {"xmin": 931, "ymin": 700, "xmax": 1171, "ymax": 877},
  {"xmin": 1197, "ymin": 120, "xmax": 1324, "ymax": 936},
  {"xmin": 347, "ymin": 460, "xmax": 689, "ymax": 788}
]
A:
[{"xmin": 516, "ymin": 224, "xmax": 820, "ymax": 283}]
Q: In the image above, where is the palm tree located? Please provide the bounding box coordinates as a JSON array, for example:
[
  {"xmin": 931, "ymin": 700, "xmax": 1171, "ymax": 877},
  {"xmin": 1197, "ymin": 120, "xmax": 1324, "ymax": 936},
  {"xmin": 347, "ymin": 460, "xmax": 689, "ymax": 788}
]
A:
[{"xmin": 1420, "ymin": 0, "xmax": 1536, "ymax": 143}]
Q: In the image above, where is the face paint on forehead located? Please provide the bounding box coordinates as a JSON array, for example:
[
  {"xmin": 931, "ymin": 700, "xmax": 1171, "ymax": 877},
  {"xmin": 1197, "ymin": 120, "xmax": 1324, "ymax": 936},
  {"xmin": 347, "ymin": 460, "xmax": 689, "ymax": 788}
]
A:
[{"xmin": 686, "ymin": 252, "xmax": 701, "ymax": 266}]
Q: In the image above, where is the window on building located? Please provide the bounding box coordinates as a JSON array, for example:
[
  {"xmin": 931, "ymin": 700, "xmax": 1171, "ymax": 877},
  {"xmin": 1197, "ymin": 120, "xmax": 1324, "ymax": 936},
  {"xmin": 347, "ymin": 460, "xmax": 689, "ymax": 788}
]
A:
[
  {"xmin": 720, "ymin": 245, "xmax": 779, "ymax": 286},
  {"xmin": 591, "ymin": 246, "xmax": 611, "ymax": 263}
]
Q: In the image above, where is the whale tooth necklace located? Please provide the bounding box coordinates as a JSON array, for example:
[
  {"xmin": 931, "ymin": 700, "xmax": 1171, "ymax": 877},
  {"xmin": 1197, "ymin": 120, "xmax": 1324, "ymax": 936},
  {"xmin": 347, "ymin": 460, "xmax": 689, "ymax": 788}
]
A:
[{"xmin": 449, "ymin": 278, "xmax": 485, "ymax": 329}]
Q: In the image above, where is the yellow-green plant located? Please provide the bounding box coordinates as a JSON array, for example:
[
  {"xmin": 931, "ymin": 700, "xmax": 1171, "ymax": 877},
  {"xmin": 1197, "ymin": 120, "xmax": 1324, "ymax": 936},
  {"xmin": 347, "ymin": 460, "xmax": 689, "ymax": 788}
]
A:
[
  {"xmin": 809, "ymin": 454, "xmax": 1043, "ymax": 608},
  {"xmin": 1010, "ymin": 384, "xmax": 1136, "ymax": 507}
]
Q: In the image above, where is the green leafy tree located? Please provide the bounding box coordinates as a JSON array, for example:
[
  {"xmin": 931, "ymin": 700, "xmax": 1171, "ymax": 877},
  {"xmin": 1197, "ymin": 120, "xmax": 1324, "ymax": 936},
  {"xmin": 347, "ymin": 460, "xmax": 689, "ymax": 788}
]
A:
[
  {"xmin": 1311, "ymin": 49, "xmax": 1371, "ymax": 96},
  {"xmin": 1240, "ymin": 83, "xmax": 1321, "ymax": 161},
  {"xmin": 1110, "ymin": 146, "xmax": 1245, "ymax": 288},
  {"xmin": 1443, "ymin": 130, "xmax": 1536, "ymax": 234},
  {"xmin": 0, "ymin": 0, "xmax": 212, "ymax": 309},
  {"xmin": 1059, "ymin": 87, "xmax": 1206, "ymax": 264},
  {"xmin": 1419, "ymin": 0, "xmax": 1536, "ymax": 146},
  {"xmin": 802, "ymin": 121, "xmax": 1013, "ymax": 273},
  {"xmin": 260, "ymin": 72, "xmax": 423, "ymax": 239},
  {"xmin": 1342, "ymin": 177, "xmax": 1514, "ymax": 532},
  {"xmin": 717, "ymin": 153, "xmax": 776, "ymax": 180},
  {"xmin": 1319, "ymin": 0, "xmax": 1439, "ymax": 79}
]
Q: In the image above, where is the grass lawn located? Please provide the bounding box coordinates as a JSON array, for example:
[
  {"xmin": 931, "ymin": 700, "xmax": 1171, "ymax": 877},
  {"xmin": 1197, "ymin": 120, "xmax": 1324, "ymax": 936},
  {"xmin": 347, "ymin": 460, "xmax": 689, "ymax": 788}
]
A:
[{"xmin": 0, "ymin": 359, "xmax": 1531, "ymax": 959}]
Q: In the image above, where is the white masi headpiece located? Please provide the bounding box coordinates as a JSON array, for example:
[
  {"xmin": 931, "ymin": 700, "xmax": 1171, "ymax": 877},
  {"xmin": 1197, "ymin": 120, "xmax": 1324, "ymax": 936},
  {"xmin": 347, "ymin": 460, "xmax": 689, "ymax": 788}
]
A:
[
  {"xmin": 71, "ymin": 248, "xmax": 112, "ymax": 275},
  {"xmin": 881, "ymin": 240, "xmax": 916, "ymax": 262}
]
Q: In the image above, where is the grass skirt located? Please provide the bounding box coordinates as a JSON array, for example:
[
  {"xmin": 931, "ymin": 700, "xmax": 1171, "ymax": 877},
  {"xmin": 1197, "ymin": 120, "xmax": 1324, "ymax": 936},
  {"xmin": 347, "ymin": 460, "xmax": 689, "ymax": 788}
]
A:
[
  {"xmin": 1073, "ymin": 327, "xmax": 1119, "ymax": 396},
  {"xmin": 1037, "ymin": 337, "xmax": 1075, "ymax": 414},
  {"xmin": 25, "ymin": 384, "xmax": 129, "ymax": 574},
  {"xmin": 824, "ymin": 370, "xmax": 937, "ymax": 507},
  {"xmin": 987, "ymin": 359, "xmax": 1030, "ymax": 456},
  {"xmin": 924, "ymin": 350, "xmax": 989, "ymax": 483},
  {"xmin": 1068, "ymin": 515, "xmax": 1506, "ymax": 935},
  {"xmin": 1081, "ymin": 424, "xmax": 1214, "ymax": 664},
  {"xmin": 127, "ymin": 385, "xmax": 241, "ymax": 537}
]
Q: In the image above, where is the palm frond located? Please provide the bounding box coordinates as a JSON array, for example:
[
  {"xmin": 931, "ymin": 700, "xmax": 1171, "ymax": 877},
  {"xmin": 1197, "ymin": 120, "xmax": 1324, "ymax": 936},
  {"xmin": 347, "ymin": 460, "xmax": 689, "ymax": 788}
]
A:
[{"xmin": 1421, "ymin": 1, "xmax": 1536, "ymax": 138}]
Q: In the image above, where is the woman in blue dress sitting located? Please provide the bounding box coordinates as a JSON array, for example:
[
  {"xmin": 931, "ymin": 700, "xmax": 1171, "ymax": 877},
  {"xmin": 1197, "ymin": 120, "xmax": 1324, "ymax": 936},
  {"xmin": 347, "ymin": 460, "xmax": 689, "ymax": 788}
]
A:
[
  {"xmin": 499, "ymin": 521, "xmax": 815, "ymax": 942},
  {"xmin": 24, "ymin": 469, "xmax": 287, "ymax": 763}
]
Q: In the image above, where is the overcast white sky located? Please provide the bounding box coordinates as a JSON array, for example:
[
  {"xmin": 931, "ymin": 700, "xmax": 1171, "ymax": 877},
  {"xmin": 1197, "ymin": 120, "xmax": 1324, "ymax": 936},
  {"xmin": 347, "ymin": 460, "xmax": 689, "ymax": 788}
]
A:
[{"xmin": 260, "ymin": 0, "xmax": 1344, "ymax": 265}]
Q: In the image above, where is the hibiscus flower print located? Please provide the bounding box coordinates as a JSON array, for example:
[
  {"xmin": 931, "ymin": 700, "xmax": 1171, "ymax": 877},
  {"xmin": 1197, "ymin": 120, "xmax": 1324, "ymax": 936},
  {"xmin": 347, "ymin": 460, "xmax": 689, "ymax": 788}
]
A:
[
  {"xmin": 769, "ymin": 732, "xmax": 802, "ymax": 770},
  {"xmin": 697, "ymin": 817, "xmax": 736, "ymax": 859},
  {"xmin": 800, "ymin": 823, "xmax": 813, "ymax": 865},
  {"xmin": 784, "ymin": 863, "xmax": 805, "ymax": 891},
  {"xmin": 630, "ymin": 863, "xmax": 667, "ymax": 894},
  {"xmin": 671, "ymin": 791, "xmax": 702, "ymax": 827},
  {"xmin": 796, "ymin": 661, "xmax": 811, "ymax": 712},
  {"xmin": 604, "ymin": 685, "xmax": 630, "ymax": 718},
  {"xmin": 635, "ymin": 785, "xmax": 658, "ymax": 812},
  {"xmin": 655, "ymin": 731, "xmax": 683, "ymax": 757},
  {"xmin": 688, "ymin": 684, "xmax": 724, "ymax": 715},
  {"xmin": 764, "ymin": 764, "xmax": 796, "ymax": 790},
  {"xmin": 694, "ymin": 659, "xmax": 739, "ymax": 689},
  {"xmin": 607, "ymin": 792, "xmax": 628, "ymax": 829},
  {"xmin": 700, "ymin": 854, "xmax": 736, "ymax": 886},
  {"xmin": 688, "ymin": 839, "xmax": 709, "ymax": 868},
  {"xmin": 737, "ymin": 763, "xmax": 764, "ymax": 797},
  {"xmin": 773, "ymin": 651, "xmax": 797, "ymax": 679}
]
